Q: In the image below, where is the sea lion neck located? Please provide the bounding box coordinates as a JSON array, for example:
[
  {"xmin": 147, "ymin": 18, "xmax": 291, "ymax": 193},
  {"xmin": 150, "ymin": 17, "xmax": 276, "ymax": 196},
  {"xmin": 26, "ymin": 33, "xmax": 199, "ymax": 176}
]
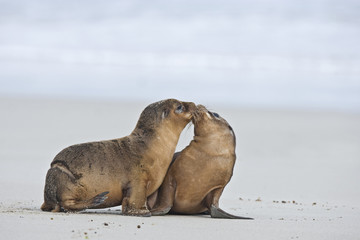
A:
[
  {"xmin": 192, "ymin": 131, "xmax": 235, "ymax": 156},
  {"xmin": 153, "ymin": 121, "xmax": 186, "ymax": 148},
  {"xmin": 131, "ymin": 125, "xmax": 156, "ymax": 139}
]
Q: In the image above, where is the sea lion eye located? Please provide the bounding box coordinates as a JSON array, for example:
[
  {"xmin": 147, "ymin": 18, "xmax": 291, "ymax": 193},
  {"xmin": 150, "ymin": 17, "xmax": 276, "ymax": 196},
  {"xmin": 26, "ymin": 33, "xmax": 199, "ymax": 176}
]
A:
[
  {"xmin": 208, "ymin": 111, "xmax": 220, "ymax": 118},
  {"xmin": 175, "ymin": 104, "xmax": 184, "ymax": 113},
  {"xmin": 212, "ymin": 112, "xmax": 220, "ymax": 118}
]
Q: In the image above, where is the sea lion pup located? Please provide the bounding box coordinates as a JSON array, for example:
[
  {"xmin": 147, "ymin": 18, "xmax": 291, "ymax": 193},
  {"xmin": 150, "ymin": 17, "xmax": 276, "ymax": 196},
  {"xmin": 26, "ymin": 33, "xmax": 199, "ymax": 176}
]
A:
[
  {"xmin": 148, "ymin": 105, "xmax": 252, "ymax": 219},
  {"xmin": 41, "ymin": 99, "xmax": 196, "ymax": 217}
]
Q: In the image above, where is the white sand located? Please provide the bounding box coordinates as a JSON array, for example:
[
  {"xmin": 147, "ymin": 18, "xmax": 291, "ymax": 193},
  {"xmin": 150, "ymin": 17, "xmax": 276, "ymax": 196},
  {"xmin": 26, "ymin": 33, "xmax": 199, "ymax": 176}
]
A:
[{"xmin": 1, "ymin": 97, "xmax": 359, "ymax": 239}]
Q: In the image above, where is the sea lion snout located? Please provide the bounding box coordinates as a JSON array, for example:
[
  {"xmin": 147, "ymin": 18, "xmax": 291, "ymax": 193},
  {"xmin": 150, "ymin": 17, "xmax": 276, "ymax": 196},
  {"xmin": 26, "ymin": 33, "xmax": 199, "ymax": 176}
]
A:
[
  {"xmin": 181, "ymin": 101, "xmax": 196, "ymax": 113},
  {"xmin": 192, "ymin": 104, "xmax": 210, "ymax": 123},
  {"xmin": 195, "ymin": 104, "xmax": 207, "ymax": 111},
  {"xmin": 178, "ymin": 101, "xmax": 196, "ymax": 120}
]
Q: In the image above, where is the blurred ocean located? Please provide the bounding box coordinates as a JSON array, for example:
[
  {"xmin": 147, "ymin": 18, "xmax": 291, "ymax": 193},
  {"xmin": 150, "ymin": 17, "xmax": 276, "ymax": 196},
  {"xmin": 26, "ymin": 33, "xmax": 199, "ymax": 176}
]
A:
[{"xmin": 0, "ymin": 0, "xmax": 359, "ymax": 111}]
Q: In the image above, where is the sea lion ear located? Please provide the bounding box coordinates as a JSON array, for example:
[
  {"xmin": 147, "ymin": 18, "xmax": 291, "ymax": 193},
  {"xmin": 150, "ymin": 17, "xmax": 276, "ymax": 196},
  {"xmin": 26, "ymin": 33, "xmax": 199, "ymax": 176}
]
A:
[{"xmin": 162, "ymin": 109, "xmax": 169, "ymax": 119}]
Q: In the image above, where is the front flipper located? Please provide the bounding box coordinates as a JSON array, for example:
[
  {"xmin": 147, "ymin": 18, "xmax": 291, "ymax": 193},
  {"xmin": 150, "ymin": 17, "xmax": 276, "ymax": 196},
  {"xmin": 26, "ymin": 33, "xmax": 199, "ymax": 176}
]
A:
[
  {"xmin": 122, "ymin": 196, "xmax": 151, "ymax": 217},
  {"xmin": 150, "ymin": 206, "xmax": 172, "ymax": 216},
  {"xmin": 210, "ymin": 205, "xmax": 253, "ymax": 220},
  {"xmin": 121, "ymin": 182, "xmax": 151, "ymax": 217},
  {"xmin": 149, "ymin": 175, "xmax": 176, "ymax": 216}
]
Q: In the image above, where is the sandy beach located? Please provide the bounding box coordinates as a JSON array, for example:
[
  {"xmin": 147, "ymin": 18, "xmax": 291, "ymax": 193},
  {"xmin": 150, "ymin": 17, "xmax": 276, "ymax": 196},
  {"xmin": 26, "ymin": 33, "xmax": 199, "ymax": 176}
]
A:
[{"xmin": 0, "ymin": 97, "xmax": 359, "ymax": 240}]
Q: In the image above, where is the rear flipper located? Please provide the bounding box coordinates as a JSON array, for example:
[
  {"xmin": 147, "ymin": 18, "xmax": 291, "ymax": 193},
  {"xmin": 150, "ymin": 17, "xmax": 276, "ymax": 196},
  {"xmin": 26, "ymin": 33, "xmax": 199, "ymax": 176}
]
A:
[
  {"xmin": 92, "ymin": 191, "xmax": 109, "ymax": 206},
  {"xmin": 62, "ymin": 191, "xmax": 109, "ymax": 212},
  {"xmin": 41, "ymin": 165, "xmax": 110, "ymax": 212},
  {"xmin": 210, "ymin": 205, "xmax": 253, "ymax": 220}
]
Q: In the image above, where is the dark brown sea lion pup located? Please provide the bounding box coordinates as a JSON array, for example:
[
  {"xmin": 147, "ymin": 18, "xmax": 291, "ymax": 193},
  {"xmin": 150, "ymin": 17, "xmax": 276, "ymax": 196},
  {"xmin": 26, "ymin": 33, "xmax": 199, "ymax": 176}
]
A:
[
  {"xmin": 148, "ymin": 105, "xmax": 253, "ymax": 219},
  {"xmin": 41, "ymin": 99, "xmax": 196, "ymax": 216}
]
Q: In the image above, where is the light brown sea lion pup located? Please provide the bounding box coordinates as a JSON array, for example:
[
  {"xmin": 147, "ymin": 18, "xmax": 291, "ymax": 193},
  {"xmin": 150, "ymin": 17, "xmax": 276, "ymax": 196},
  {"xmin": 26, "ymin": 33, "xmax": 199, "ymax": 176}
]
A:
[
  {"xmin": 41, "ymin": 99, "xmax": 196, "ymax": 216},
  {"xmin": 148, "ymin": 105, "xmax": 253, "ymax": 219}
]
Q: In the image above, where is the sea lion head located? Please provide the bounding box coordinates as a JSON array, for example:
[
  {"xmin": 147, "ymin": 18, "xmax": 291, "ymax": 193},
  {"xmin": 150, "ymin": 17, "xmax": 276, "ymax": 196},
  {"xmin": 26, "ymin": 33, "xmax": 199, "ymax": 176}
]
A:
[
  {"xmin": 134, "ymin": 99, "xmax": 196, "ymax": 137},
  {"xmin": 193, "ymin": 105, "xmax": 236, "ymax": 146}
]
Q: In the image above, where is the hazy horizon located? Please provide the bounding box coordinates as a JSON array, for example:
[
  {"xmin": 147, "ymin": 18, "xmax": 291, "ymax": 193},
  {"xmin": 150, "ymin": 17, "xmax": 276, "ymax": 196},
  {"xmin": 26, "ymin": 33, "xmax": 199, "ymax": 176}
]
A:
[{"xmin": 1, "ymin": 0, "xmax": 359, "ymax": 112}]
